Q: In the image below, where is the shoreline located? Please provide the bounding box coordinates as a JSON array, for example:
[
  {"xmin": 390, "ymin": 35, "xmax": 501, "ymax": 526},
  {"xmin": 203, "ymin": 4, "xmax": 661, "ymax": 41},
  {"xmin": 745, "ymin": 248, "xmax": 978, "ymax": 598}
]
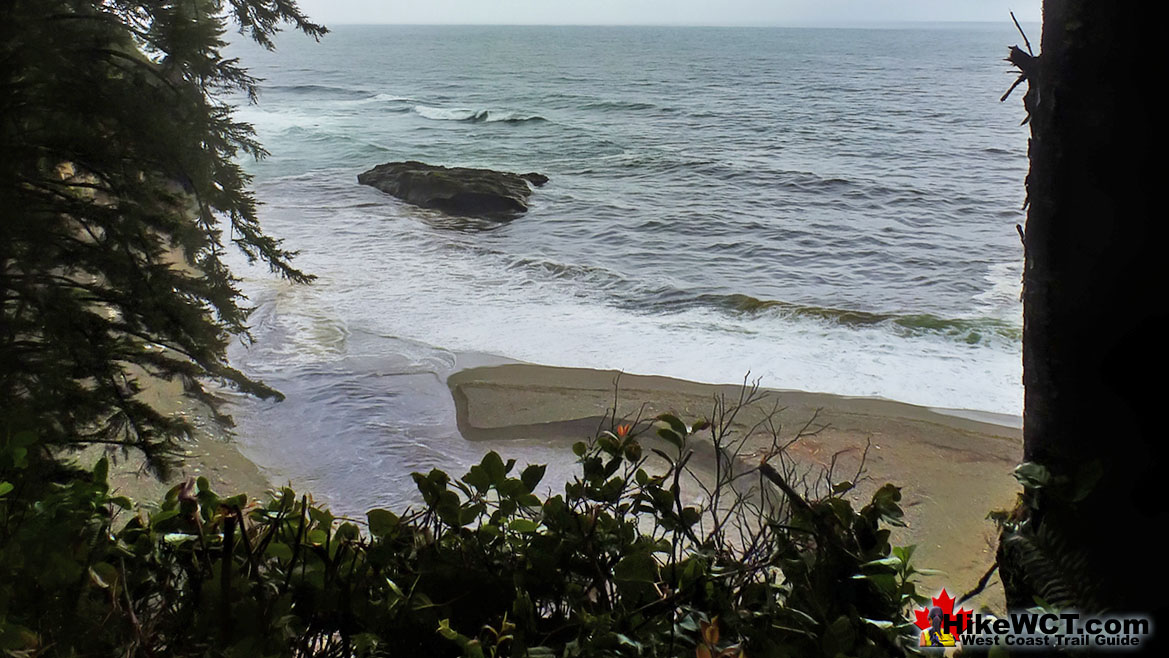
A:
[
  {"xmin": 87, "ymin": 355, "xmax": 1022, "ymax": 612},
  {"xmin": 449, "ymin": 362, "xmax": 1023, "ymax": 610},
  {"xmin": 80, "ymin": 372, "xmax": 273, "ymax": 508}
]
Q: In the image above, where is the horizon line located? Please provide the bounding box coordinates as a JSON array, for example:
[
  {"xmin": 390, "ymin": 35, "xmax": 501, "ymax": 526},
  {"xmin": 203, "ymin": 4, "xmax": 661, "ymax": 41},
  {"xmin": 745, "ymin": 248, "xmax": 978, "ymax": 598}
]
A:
[{"xmin": 311, "ymin": 19, "xmax": 1040, "ymax": 28}]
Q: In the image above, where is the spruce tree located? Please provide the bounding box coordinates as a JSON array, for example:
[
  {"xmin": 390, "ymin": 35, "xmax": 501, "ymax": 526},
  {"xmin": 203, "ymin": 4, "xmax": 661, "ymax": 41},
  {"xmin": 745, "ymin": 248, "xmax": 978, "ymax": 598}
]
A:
[{"xmin": 0, "ymin": 1, "xmax": 325, "ymax": 475}]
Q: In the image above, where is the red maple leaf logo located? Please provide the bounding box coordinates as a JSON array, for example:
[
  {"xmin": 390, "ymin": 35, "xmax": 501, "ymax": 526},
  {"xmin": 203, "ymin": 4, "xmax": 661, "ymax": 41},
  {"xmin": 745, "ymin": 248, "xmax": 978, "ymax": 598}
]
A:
[{"xmin": 913, "ymin": 589, "xmax": 972, "ymax": 634}]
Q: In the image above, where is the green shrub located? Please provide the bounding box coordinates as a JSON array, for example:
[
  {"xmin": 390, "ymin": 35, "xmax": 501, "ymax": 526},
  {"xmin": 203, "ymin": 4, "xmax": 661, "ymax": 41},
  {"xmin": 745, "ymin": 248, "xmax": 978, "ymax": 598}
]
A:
[{"xmin": 2, "ymin": 403, "xmax": 928, "ymax": 657}]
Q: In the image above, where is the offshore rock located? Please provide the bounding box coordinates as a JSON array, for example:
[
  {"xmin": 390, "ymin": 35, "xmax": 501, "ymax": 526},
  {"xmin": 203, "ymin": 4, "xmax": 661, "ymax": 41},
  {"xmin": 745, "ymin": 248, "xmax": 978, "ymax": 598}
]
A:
[{"xmin": 357, "ymin": 161, "xmax": 546, "ymax": 217}]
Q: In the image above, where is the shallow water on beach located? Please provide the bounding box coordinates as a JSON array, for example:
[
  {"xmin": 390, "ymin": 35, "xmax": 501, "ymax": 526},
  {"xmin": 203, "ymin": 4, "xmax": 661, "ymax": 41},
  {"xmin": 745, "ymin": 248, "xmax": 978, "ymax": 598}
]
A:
[{"xmin": 220, "ymin": 24, "xmax": 1030, "ymax": 511}]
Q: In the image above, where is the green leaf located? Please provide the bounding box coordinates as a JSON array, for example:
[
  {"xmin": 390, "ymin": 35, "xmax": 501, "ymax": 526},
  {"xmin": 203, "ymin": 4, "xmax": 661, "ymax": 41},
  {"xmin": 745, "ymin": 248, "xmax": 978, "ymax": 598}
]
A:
[
  {"xmin": 521, "ymin": 463, "xmax": 546, "ymax": 492},
  {"xmin": 508, "ymin": 519, "xmax": 539, "ymax": 533},
  {"xmin": 615, "ymin": 633, "xmax": 642, "ymax": 650},
  {"xmin": 308, "ymin": 506, "xmax": 335, "ymax": 529},
  {"xmin": 436, "ymin": 618, "xmax": 459, "ymax": 641},
  {"xmin": 481, "ymin": 451, "xmax": 506, "ymax": 485},
  {"xmin": 623, "ymin": 441, "xmax": 643, "ymax": 462},
  {"xmin": 868, "ymin": 483, "xmax": 905, "ymax": 525},
  {"xmin": 435, "ymin": 490, "xmax": 470, "ymax": 527},
  {"xmin": 367, "ymin": 508, "xmax": 399, "ymax": 538},
  {"xmin": 657, "ymin": 427, "xmax": 683, "ymax": 448},
  {"xmin": 463, "ymin": 465, "xmax": 491, "ymax": 492},
  {"xmin": 1013, "ymin": 462, "xmax": 1051, "ymax": 489},
  {"xmin": 385, "ymin": 577, "xmax": 406, "ymax": 599},
  {"xmin": 598, "ymin": 434, "xmax": 620, "ymax": 454},
  {"xmin": 0, "ymin": 481, "xmax": 13, "ymax": 497},
  {"xmin": 614, "ymin": 552, "xmax": 659, "ymax": 583},
  {"xmin": 10, "ymin": 430, "xmax": 37, "ymax": 449},
  {"xmin": 0, "ymin": 621, "xmax": 37, "ymax": 651},
  {"xmin": 92, "ymin": 457, "xmax": 109, "ymax": 484},
  {"xmin": 265, "ymin": 542, "xmax": 293, "ymax": 561},
  {"xmin": 656, "ymin": 413, "xmax": 688, "ymax": 437},
  {"xmin": 150, "ymin": 509, "xmax": 181, "ymax": 527},
  {"xmin": 163, "ymin": 533, "xmax": 198, "ymax": 546},
  {"xmin": 861, "ymin": 556, "xmax": 902, "ymax": 569},
  {"xmin": 88, "ymin": 562, "xmax": 118, "ymax": 589},
  {"xmin": 854, "ymin": 572, "xmax": 897, "ymax": 594}
]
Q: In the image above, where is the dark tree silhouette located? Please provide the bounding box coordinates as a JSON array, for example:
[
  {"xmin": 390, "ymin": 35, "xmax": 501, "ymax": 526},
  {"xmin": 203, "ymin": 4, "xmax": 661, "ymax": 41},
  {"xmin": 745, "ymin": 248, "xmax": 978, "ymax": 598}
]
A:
[
  {"xmin": 0, "ymin": 1, "xmax": 324, "ymax": 475},
  {"xmin": 999, "ymin": 0, "xmax": 1166, "ymax": 624}
]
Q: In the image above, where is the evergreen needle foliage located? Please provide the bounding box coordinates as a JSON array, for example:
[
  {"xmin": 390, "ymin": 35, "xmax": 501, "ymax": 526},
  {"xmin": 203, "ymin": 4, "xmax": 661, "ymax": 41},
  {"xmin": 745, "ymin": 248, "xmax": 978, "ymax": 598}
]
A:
[{"xmin": 0, "ymin": 1, "xmax": 325, "ymax": 475}]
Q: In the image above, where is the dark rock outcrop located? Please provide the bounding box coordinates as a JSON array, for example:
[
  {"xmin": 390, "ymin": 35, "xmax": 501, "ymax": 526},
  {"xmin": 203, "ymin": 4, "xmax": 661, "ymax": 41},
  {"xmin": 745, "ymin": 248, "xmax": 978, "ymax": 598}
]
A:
[{"xmin": 357, "ymin": 161, "xmax": 547, "ymax": 217}]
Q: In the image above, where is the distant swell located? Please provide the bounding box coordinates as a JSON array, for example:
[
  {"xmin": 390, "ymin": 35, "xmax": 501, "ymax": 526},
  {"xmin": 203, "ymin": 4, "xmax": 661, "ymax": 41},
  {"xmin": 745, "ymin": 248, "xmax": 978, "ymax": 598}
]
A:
[
  {"xmin": 688, "ymin": 293, "xmax": 1021, "ymax": 343},
  {"xmin": 579, "ymin": 99, "xmax": 659, "ymax": 111},
  {"xmin": 412, "ymin": 105, "xmax": 547, "ymax": 123},
  {"xmin": 264, "ymin": 84, "xmax": 372, "ymax": 100},
  {"xmin": 501, "ymin": 253, "xmax": 1020, "ymax": 345},
  {"xmin": 369, "ymin": 93, "xmax": 417, "ymax": 103}
]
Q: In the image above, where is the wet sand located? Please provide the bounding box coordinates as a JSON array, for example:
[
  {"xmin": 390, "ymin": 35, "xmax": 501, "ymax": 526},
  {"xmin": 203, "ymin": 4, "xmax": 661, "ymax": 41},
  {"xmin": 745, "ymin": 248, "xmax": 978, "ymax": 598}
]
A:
[
  {"xmin": 77, "ymin": 357, "xmax": 1021, "ymax": 612},
  {"xmin": 449, "ymin": 362, "xmax": 1023, "ymax": 611},
  {"xmin": 76, "ymin": 372, "xmax": 272, "ymax": 507}
]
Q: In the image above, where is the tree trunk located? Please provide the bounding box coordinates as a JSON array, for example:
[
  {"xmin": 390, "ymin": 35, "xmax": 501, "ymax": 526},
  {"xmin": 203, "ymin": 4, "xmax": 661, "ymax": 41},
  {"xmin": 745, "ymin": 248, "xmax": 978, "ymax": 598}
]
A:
[{"xmin": 1003, "ymin": 0, "xmax": 1166, "ymax": 620}]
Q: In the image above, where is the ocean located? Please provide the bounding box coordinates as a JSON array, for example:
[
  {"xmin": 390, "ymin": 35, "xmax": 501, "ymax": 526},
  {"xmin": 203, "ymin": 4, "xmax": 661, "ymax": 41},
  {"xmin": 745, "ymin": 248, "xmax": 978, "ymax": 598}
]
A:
[{"xmin": 221, "ymin": 24, "xmax": 1030, "ymax": 512}]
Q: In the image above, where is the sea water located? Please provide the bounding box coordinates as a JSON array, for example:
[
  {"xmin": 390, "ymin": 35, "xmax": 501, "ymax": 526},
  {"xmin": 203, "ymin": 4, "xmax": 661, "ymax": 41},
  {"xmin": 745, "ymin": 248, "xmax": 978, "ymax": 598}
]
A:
[{"xmin": 220, "ymin": 24, "xmax": 1031, "ymax": 511}]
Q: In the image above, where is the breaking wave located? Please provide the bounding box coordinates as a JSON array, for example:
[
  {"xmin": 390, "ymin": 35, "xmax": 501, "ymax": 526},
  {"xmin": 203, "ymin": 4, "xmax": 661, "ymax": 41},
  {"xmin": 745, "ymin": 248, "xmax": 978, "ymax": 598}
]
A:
[
  {"xmin": 680, "ymin": 293, "xmax": 1021, "ymax": 343},
  {"xmin": 412, "ymin": 105, "xmax": 547, "ymax": 123}
]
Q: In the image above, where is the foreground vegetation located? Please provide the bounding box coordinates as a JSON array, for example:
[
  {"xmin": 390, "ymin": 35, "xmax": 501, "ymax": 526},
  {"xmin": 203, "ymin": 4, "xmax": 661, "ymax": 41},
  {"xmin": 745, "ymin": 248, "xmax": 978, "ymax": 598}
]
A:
[{"xmin": 1, "ymin": 405, "xmax": 929, "ymax": 657}]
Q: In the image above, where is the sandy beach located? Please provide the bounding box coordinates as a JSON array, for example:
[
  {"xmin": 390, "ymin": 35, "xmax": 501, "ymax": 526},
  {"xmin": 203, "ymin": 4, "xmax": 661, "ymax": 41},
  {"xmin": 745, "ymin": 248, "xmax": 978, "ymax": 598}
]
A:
[
  {"xmin": 78, "ymin": 372, "xmax": 272, "ymax": 508},
  {"xmin": 449, "ymin": 362, "xmax": 1023, "ymax": 611},
  {"xmin": 81, "ymin": 358, "xmax": 1022, "ymax": 612},
  {"xmin": 69, "ymin": 248, "xmax": 274, "ymax": 509}
]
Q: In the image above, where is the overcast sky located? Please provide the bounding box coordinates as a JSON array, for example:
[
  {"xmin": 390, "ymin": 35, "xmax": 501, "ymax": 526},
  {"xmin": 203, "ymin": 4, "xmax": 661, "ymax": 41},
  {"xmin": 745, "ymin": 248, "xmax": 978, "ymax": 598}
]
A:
[{"xmin": 294, "ymin": 0, "xmax": 1042, "ymax": 26}]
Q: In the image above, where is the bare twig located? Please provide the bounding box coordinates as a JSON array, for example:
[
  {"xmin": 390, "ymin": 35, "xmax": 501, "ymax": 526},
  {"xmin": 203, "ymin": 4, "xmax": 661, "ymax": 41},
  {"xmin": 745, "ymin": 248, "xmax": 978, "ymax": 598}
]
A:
[
  {"xmin": 958, "ymin": 561, "xmax": 1000, "ymax": 607},
  {"xmin": 1010, "ymin": 11, "xmax": 1033, "ymax": 55}
]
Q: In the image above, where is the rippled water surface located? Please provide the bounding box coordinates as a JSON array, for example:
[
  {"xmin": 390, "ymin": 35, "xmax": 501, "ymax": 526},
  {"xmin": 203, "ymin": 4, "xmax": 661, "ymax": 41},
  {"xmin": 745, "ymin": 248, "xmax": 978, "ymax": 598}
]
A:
[{"xmin": 221, "ymin": 25, "xmax": 1030, "ymax": 512}]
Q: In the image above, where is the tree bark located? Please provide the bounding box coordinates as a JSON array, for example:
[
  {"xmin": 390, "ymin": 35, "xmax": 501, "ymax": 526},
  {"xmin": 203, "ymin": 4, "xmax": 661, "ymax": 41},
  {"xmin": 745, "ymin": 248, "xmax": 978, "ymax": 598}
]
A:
[{"xmin": 1007, "ymin": 0, "xmax": 1166, "ymax": 620}]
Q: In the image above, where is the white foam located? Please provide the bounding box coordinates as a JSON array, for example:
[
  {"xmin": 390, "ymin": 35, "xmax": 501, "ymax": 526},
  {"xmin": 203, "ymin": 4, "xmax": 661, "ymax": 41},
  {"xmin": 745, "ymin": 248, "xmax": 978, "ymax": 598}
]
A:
[
  {"xmin": 974, "ymin": 260, "xmax": 1023, "ymax": 319},
  {"xmin": 412, "ymin": 105, "xmax": 544, "ymax": 123},
  {"xmin": 368, "ymin": 93, "xmax": 415, "ymax": 103},
  {"xmin": 228, "ymin": 185, "xmax": 1024, "ymax": 417}
]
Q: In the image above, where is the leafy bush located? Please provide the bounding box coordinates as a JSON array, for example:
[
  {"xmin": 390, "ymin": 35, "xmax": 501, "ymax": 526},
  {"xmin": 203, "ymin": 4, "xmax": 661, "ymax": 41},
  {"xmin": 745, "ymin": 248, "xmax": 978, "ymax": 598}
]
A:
[{"xmin": 2, "ymin": 400, "xmax": 928, "ymax": 657}]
